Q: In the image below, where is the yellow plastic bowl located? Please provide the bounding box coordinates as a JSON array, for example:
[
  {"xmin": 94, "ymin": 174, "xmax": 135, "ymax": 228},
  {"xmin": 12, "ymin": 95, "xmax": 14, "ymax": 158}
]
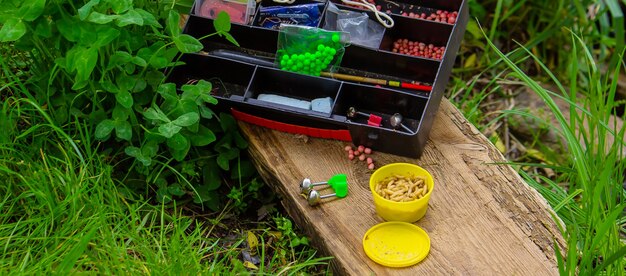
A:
[{"xmin": 369, "ymin": 163, "xmax": 434, "ymax": 223}]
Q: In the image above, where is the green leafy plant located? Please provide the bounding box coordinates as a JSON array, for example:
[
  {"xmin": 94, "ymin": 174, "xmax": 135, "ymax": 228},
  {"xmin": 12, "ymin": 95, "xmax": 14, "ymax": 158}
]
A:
[
  {"xmin": 271, "ymin": 216, "xmax": 311, "ymax": 266},
  {"xmin": 0, "ymin": 0, "xmax": 253, "ymax": 210}
]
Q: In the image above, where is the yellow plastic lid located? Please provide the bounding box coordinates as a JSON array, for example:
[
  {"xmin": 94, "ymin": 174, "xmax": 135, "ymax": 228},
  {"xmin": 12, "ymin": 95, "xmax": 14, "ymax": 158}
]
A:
[{"xmin": 362, "ymin": 222, "xmax": 430, "ymax": 268}]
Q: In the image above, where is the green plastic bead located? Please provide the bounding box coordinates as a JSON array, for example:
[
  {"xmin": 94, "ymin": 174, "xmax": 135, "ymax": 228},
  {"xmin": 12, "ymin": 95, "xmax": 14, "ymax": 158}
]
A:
[
  {"xmin": 332, "ymin": 34, "xmax": 340, "ymax": 43},
  {"xmin": 282, "ymin": 54, "xmax": 289, "ymax": 61},
  {"xmin": 317, "ymin": 44, "xmax": 325, "ymax": 51},
  {"xmin": 290, "ymin": 54, "xmax": 298, "ymax": 59},
  {"xmin": 329, "ymin": 48, "xmax": 337, "ymax": 56}
]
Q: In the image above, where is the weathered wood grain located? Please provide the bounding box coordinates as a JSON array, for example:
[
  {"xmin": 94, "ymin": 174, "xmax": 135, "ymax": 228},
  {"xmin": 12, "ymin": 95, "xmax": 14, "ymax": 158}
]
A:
[{"xmin": 239, "ymin": 99, "xmax": 565, "ymax": 275}]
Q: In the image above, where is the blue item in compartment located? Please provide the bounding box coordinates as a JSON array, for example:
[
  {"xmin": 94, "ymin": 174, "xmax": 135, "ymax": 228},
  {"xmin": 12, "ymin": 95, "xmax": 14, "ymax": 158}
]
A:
[{"xmin": 257, "ymin": 3, "xmax": 324, "ymax": 30}]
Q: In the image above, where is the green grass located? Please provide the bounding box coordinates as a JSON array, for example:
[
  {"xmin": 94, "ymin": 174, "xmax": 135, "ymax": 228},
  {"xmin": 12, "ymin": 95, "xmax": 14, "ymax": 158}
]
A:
[
  {"xmin": 451, "ymin": 0, "xmax": 626, "ymax": 273},
  {"xmin": 484, "ymin": 32, "xmax": 626, "ymax": 274},
  {"xmin": 0, "ymin": 94, "xmax": 330, "ymax": 274}
]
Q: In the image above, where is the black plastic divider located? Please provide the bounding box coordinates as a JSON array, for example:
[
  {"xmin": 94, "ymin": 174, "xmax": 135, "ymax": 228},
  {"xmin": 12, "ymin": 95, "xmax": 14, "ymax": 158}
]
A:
[
  {"xmin": 332, "ymin": 82, "xmax": 427, "ymax": 132},
  {"xmin": 165, "ymin": 53, "xmax": 256, "ymax": 99},
  {"xmin": 185, "ymin": 15, "xmax": 280, "ymax": 54},
  {"xmin": 379, "ymin": 14, "xmax": 452, "ymax": 52},
  {"xmin": 244, "ymin": 66, "xmax": 342, "ymax": 116},
  {"xmin": 341, "ymin": 46, "xmax": 439, "ymax": 84}
]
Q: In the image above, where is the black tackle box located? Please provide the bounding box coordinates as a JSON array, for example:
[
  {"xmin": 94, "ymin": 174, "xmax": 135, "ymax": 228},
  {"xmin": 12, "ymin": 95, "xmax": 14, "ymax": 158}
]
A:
[{"xmin": 168, "ymin": 0, "xmax": 468, "ymax": 157}]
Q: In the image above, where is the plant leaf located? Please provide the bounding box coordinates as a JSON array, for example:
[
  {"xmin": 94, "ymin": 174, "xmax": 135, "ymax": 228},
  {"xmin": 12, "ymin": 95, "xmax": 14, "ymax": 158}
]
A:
[
  {"xmin": 157, "ymin": 83, "xmax": 178, "ymax": 109},
  {"xmin": 18, "ymin": 0, "xmax": 46, "ymax": 22},
  {"xmin": 202, "ymin": 160, "xmax": 222, "ymax": 190},
  {"xmin": 182, "ymin": 80, "xmax": 215, "ymax": 104},
  {"xmin": 142, "ymin": 142, "xmax": 159, "ymax": 158},
  {"xmin": 116, "ymin": 9, "xmax": 144, "ymax": 27},
  {"xmin": 190, "ymin": 126, "xmax": 216, "ymax": 146},
  {"xmin": 115, "ymin": 120, "xmax": 132, "ymax": 141},
  {"xmin": 124, "ymin": 146, "xmax": 141, "ymax": 157},
  {"xmin": 58, "ymin": 227, "xmax": 98, "ymax": 274},
  {"xmin": 167, "ymin": 10, "xmax": 181, "ymax": 36},
  {"xmin": 57, "ymin": 18, "xmax": 80, "ymax": 42},
  {"xmin": 95, "ymin": 119, "xmax": 116, "ymax": 139},
  {"xmin": 243, "ymin": 261, "xmax": 258, "ymax": 270},
  {"xmin": 73, "ymin": 47, "xmax": 98, "ymax": 87},
  {"xmin": 0, "ymin": 18, "xmax": 26, "ymax": 42},
  {"xmin": 166, "ymin": 133, "xmax": 189, "ymax": 150},
  {"xmin": 87, "ymin": 12, "xmax": 119, "ymax": 24},
  {"xmin": 234, "ymin": 132, "xmax": 248, "ymax": 149},
  {"xmin": 116, "ymin": 74, "xmax": 137, "ymax": 92},
  {"xmin": 169, "ymin": 143, "xmax": 190, "ymax": 161},
  {"xmin": 115, "ymin": 90, "xmax": 133, "ymax": 109},
  {"xmin": 131, "ymin": 78, "xmax": 146, "ymax": 92},
  {"xmin": 172, "ymin": 112, "xmax": 199, "ymax": 127},
  {"xmin": 135, "ymin": 8, "xmax": 162, "ymax": 28},
  {"xmin": 109, "ymin": 0, "xmax": 131, "ymax": 14},
  {"xmin": 192, "ymin": 184, "xmax": 212, "ymax": 204},
  {"xmin": 213, "ymin": 11, "xmax": 231, "ymax": 33},
  {"xmin": 223, "ymin": 32, "xmax": 240, "ymax": 47},
  {"xmin": 78, "ymin": 0, "xmax": 101, "ymax": 20},
  {"xmin": 34, "ymin": 18, "xmax": 53, "ymax": 38},
  {"xmin": 247, "ymin": 231, "xmax": 258, "ymax": 251},
  {"xmin": 158, "ymin": 122, "xmax": 182, "ymax": 138},
  {"xmin": 125, "ymin": 146, "xmax": 151, "ymax": 166},
  {"xmin": 156, "ymin": 187, "xmax": 172, "ymax": 203},
  {"xmin": 145, "ymin": 70, "xmax": 165, "ymax": 89},
  {"xmin": 100, "ymin": 80, "xmax": 119, "ymax": 93},
  {"xmin": 173, "ymin": 34, "xmax": 202, "ymax": 53},
  {"xmin": 94, "ymin": 27, "xmax": 120, "ymax": 47},
  {"xmin": 143, "ymin": 107, "xmax": 170, "ymax": 122},
  {"xmin": 199, "ymin": 105, "xmax": 214, "ymax": 119},
  {"xmin": 131, "ymin": 56, "xmax": 146, "ymax": 67},
  {"xmin": 168, "ymin": 184, "xmax": 186, "ymax": 196},
  {"xmin": 107, "ymin": 51, "xmax": 132, "ymax": 69},
  {"xmin": 217, "ymin": 154, "xmax": 229, "ymax": 170},
  {"xmin": 220, "ymin": 113, "xmax": 237, "ymax": 132},
  {"xmin": 112, "ymin": 104, "xmax": 130, "ymax": 121}
]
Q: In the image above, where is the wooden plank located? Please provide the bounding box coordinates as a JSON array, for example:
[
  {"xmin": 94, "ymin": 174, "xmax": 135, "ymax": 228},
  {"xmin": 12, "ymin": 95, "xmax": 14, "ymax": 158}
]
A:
[{"xmin": 238, "ymin": 99, "xmax": 565, "ymax": 275}]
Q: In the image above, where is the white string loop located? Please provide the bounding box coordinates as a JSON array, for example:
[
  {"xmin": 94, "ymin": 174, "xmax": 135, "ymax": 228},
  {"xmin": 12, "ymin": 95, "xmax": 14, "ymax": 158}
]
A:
[
  {"xmin": 340, "ymin": 0, "xmax": 394, "ymax": 28},
  {"xmin": 272, "ymin": 0, "xmax": 296, "ymax": 4}
]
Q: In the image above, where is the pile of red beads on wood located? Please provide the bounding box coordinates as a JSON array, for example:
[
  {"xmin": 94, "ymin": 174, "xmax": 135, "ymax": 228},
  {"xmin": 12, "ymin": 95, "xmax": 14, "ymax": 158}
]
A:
[
  {"xmin": 345, "ymin": 145, "xmax": 375, "ymax": 170},
  {"xmin": 391, "ymin": 39, "xmax": 444, "ymax": 60}
]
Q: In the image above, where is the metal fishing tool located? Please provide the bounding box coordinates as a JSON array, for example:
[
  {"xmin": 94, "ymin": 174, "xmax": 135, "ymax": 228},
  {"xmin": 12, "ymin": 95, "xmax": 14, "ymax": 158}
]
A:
[
  {"xmin": 389, "ymin": 113, "xmax": 414, "ymax": 134},
  {"xmin": 300, "ymin": 174, "xmax": 348, "ymax": 206}
]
